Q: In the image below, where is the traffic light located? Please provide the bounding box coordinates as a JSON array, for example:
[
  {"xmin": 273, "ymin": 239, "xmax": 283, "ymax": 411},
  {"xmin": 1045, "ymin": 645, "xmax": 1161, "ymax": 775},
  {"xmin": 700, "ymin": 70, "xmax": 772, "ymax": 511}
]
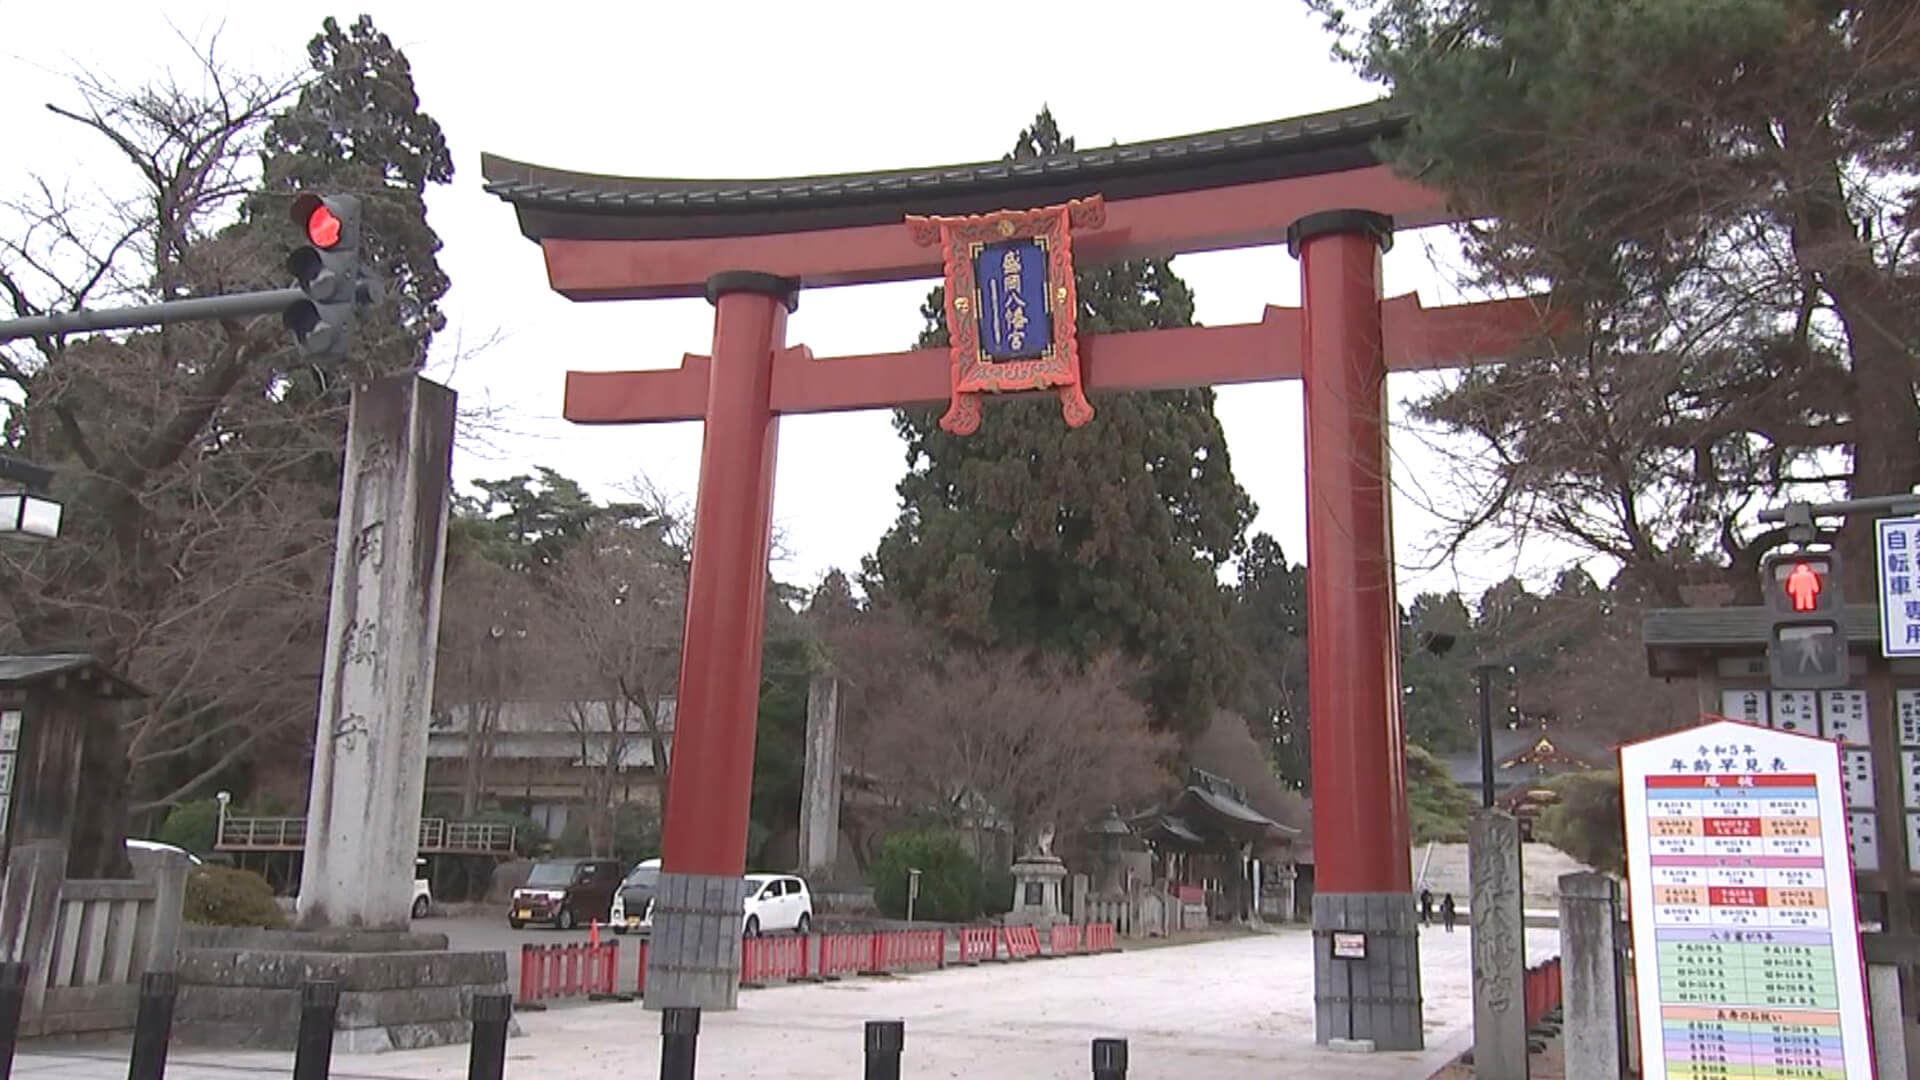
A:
[
  {"xmin": 283, "ymin": 193, "xmax": 368, "ymax": 359},
  {"xmin": 1762, "ymin": 550, "xmax": 1849, "ymax": 689}
]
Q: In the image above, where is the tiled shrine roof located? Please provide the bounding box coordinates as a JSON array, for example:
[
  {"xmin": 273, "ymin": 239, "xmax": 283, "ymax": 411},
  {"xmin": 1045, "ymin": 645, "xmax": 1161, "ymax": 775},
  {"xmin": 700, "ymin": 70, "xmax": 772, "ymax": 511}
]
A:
[{"xmin": 481, "ymin": 101, "xmax": 1408, "ymax": 243}]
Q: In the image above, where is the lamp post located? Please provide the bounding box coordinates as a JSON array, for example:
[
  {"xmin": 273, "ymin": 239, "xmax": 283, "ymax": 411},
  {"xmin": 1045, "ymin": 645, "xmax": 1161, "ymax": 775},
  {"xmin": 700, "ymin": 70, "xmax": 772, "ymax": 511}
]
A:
[
  {"xmin": 0, "ymin": 454, "xmax": 60, "ymax": 541},
  {"xmin": 906, "ymin": 868, "xmax": 922, "ymax": 924},
  {"xmin": 1471, "ymin": 663, "xmax": 1517, "ymax": 810},
  {"xmin": 216, "ymin": 791, "xmax": 231, "ymax": 850}
]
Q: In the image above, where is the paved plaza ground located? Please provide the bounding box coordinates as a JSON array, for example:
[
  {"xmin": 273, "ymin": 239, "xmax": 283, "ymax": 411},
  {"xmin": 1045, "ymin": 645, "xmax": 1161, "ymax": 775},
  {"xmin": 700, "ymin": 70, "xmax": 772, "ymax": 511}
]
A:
[{"xmin": 13, "ymin": 924, "xmax": 1560, "ymax": 1080}]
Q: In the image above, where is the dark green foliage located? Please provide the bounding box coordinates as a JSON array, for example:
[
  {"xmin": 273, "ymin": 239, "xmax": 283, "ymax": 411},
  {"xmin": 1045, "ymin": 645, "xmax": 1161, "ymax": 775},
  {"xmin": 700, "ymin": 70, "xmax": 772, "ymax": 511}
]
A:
[
  {"xmin": 980, "ymin": 866, "xmax": 1015, "ymax": 917},
  {"xmin": 183, "ymin": 866, "xmax": 286, "ymax": 928},
  {"xmin": 1399, "ymin": 591, "xmax": 1479, "ymax": 755},
  {"xmin": 470, "ymin": 809, "xmax": 546, "ymax": 859},
  {"xmin": 156, "ymin": 800, "xmax": 221, "ymax": 856},
  {"xmin": 1537, "ymin": 771, "xmax": 1627, "ymax": 875},
  {"xmin": 248, "ymin": 14, "xmax": 454, "ymax": 372},
  {"xmin": 557, "ymin": 804, "xmax": 657, "ymax": 865},
  {"xmin": 1229, "ymin": 535, "xmax": 1309, "ymax": 787},
  {"xmin": 448, "ymin": 469, "xmax": 669, "ymax": 576},
  {"xmin": 1406, "ymin": 744, "xmax": 1475, "ymax": 843},
  {"xmin": 864, "ymin": 109, "xmax": 1255, "ymax": 738},
  {"xmin": 750, "ymin": 632, "xmax": 813, "ymax": 862},
  {"xmin": 1310, "ymin": 0, "xmax": 1920, "ymax": 598},
  {"xmin": 869, "ymin": 830, "xmax": 985, "ymax": 923}
]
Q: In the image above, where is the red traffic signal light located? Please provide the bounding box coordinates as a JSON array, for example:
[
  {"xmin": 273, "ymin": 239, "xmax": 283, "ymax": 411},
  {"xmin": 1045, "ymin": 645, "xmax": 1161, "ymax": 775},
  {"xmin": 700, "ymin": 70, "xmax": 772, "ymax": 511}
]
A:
[
  {"xmin": 291, "ymin": 192, "xmax": 352, "ymax": 250},
  {"xmin": 284, "ymin": 192, "xmax": 365, "ymax": 360},
  {"xmin": 306, "ymin": 204, "xmax": 341, "ymax": 248}
]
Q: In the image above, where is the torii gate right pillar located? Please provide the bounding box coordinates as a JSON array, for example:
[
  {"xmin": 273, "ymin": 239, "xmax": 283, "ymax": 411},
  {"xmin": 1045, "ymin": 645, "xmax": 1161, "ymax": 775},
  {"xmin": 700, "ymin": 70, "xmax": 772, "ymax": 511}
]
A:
[{"xmin": 1291, "ymin": 210, "xmax": 1423, "ymax": 1051}]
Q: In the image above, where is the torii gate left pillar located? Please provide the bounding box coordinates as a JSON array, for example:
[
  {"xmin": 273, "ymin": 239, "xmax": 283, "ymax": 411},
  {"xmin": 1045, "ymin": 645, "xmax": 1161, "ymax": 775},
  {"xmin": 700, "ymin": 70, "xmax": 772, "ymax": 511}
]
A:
[{"xmin": 645, "ymin": 272, "xmax": 795, "ymax": 1011}]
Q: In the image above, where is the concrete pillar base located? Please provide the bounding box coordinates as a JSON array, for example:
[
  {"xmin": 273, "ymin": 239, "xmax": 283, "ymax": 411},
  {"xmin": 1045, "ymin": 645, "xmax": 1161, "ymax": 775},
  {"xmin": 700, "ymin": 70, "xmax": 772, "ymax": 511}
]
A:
[
  {"xmin": 1313, "ymin": 892, "xmax": 1423, "ymax": 1051},
  {"xmin": 644, "ymin": 872, "xmax": 748, "ymax": 1011}
]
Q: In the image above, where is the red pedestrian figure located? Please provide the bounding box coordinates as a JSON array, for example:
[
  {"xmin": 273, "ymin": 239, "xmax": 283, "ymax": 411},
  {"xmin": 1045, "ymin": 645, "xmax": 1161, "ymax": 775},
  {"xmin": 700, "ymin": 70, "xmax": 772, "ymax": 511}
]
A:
[{"xmin": 1786, "ymin": 563, "xmax": 1821, "ymax": 611}]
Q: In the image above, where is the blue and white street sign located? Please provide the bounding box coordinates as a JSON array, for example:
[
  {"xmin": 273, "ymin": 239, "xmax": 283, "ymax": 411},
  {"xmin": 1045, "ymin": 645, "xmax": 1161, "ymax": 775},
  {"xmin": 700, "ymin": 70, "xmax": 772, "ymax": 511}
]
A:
[{"xmin": 1876, "ymin": 515, "xmax": 1920, "ymax": 657}]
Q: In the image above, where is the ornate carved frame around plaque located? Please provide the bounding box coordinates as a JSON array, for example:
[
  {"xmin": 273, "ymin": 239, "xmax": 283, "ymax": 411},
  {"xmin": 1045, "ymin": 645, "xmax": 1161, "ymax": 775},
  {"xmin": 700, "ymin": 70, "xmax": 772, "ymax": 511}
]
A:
[{"xmin": 906, "ymin": 196, "xmax": 1105, "ymax": 435}]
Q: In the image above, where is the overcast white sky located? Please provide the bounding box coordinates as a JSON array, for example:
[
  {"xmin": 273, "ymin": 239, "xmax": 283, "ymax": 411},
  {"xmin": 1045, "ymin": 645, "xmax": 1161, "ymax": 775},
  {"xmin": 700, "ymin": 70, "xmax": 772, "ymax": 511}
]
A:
[{"xmin": 0, "ymin": 0, "xmax": 1593, "ymax": 602}]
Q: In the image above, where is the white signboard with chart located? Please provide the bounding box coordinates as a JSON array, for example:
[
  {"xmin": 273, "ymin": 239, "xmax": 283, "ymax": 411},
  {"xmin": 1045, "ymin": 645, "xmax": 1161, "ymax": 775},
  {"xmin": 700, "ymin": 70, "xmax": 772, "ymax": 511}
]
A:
[{"xmin": 1620, "ymin": 720, "xmax": 1872, "ymax": 1080}]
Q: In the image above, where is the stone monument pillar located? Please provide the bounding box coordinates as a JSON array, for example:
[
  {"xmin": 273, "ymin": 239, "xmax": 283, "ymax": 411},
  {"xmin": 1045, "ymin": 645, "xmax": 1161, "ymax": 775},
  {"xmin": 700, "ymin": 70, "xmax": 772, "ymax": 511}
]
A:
[
  {"xmin": 798, "ymin": 674, "xmax": 841, "ymax": 878},
  {"xmin": 1558, "ymin": 872, "xmax": 1625, "ymax": 1080},
  {"xmin": 297, "ymin": 375, "xmax": 457, "ymax": 931},
  {"xmin": 1469, "ymin": 808, "xmax": 1529, "ymax": 1080}
]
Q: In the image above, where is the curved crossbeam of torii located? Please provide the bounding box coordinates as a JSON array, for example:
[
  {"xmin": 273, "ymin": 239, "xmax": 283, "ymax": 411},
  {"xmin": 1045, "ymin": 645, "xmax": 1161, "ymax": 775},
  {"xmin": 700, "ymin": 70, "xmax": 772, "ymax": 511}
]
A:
[{"xmin": 483, "ymin": 100, "xmax": 1551, "ymax": 1044}]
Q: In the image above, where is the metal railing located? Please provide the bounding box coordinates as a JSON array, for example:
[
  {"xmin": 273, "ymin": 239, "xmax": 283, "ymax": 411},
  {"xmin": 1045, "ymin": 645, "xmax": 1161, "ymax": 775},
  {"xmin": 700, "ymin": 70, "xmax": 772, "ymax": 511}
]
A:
[{"xmin": 216, "ymin": 816, "xmax": 515, "ymax": 855}]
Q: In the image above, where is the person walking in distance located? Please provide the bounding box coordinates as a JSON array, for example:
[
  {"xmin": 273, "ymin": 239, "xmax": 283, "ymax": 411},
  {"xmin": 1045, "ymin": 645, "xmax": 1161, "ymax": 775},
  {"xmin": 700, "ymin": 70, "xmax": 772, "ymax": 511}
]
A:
[
  {"xmin": 1419, "ymin": 887, "xmax": 1433, "ymax": 926},
  {"xmin": 1440, "ymin": 893, "xmax": 1457, "ymax": 933}
]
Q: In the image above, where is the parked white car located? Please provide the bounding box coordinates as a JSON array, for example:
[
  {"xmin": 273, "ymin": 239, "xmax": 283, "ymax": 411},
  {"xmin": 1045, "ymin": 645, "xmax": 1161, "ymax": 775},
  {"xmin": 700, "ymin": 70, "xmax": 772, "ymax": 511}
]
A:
[
  {"xmin": 126, "ymin": 838, "xmax": 203, "ymax": 866},
  {"xmin": 610, "ymin": 858, "xmax": 660, "ymax": 935},
  {"xmin": 742, "ymin": 873, "xmax": 811, "ymax": 937}
]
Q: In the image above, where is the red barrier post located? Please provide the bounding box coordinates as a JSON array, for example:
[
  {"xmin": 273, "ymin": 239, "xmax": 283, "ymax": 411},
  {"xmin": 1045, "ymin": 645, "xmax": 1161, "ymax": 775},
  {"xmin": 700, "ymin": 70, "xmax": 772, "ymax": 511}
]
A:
[
  {"xmin": 636, "ymin": 940, "xmax": 649, "ymax": 997},
  {"xmin": 601, "ymin": 942, "xmax": 619, "ymax": 996},
  {"xmin": 518, "ymin": 945, "xmax": 535, "ymax": 1004}
]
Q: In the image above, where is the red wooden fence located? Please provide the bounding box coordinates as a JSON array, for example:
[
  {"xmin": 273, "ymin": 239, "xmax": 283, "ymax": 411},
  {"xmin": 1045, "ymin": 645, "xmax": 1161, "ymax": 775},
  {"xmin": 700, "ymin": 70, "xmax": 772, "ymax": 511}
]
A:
[
  {"xmin": 616, "ymin": 923, "xmax": 1120, "ymax": 1001},
  {"xmin": 870, "ymin": 930, "xmax": 945, "ymax": 972},
  {"xmin": 518, "ymin": 941, "xmax": 620, "ymax": 1005},
  {"xmin": 817, "ymin": 932, "xmax": 874, "ymax": 979},
  {"xmin": 958, "ymin": 927, "xmax": 998, "ymax": 964},
  {"xmin": 1000, "ymin": 926, "xmax": 1042, "ymax": 959},
  {"xmin": 1049, "ymin": 924, "xmax": 1083, "ymax": 956},
  {"xmin": 741, "ymin": 934, "xmax": 811, "ymax": 986},
  {"xmin": 1523, "ymin": 956, "xmax": 1563, "ymax": 1028}
]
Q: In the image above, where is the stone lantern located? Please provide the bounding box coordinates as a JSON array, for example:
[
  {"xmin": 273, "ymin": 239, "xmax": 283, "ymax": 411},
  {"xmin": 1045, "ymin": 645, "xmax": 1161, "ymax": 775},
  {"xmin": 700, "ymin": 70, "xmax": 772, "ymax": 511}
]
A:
[{"xmin": 1086, "ymin": 807, "xmax": 1132, "ymax": 894}]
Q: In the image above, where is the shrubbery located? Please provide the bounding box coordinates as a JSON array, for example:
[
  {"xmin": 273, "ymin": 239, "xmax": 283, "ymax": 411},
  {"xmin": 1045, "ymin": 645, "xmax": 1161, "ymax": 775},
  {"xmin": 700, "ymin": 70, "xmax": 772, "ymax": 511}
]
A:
[
  {"xmin": 1536, "ymin": 771, "xmax": 1625, "ymax": 874},
  {"xmin": 869, "ymin": 830, "xmax": 984, "ymax": 922},
  {"xmin": 156, "ymin": 799, "xmax": 221, "ymax": 855},
  {"xmin": 183, "ymin": 866, "xmax": 286, "ymax": 929}
]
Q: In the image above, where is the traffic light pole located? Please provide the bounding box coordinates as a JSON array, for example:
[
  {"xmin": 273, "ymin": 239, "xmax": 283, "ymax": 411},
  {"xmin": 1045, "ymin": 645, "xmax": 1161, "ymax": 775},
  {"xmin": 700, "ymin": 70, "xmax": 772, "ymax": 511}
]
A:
[
  {"xmin": 0, "ymin": 287, "xmax": 305, "ymax": 345},
  {"xmin": 1761, "ymin": 494, "xmax": 1920, "ymax": 534}
]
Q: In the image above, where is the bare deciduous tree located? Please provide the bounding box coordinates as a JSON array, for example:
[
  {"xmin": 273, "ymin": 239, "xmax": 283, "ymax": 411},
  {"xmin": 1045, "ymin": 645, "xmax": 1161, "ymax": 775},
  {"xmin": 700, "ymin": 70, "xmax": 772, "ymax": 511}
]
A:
[
  {"xmin": 856, "ymin": 649, "xmax": 1175, "ymax": 855},
  {"xmin": 536, "ymin": 516, "xmax": 685, "ymax": 850},
  {"xmin": 434, "ymin": 557, "xmax": 543, "ymax": 815}
]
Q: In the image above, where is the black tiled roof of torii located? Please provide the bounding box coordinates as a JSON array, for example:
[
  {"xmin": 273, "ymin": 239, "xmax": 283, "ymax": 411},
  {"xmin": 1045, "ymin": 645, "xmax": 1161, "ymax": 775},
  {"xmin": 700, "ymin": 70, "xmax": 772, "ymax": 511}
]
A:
[{"xmin": 479, "ymin": 100, "xmax": 1409, "ymax": 241}]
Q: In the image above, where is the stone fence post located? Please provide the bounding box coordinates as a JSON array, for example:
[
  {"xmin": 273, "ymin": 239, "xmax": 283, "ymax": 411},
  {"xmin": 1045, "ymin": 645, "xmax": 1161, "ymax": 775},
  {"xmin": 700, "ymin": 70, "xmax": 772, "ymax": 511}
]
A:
[{"xmin": 1558, "ymin": 872, "xmax": 1625, "ymax": 1080}]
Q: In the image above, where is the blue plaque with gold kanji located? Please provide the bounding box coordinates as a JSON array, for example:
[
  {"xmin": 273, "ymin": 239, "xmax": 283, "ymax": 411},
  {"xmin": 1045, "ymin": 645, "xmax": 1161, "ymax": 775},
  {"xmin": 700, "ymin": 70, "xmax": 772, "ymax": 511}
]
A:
[
  {"xmin": 974, "ymin": 240, "xmax": 1053, "ymax": 361},
  {"xmin": 906, "ymin": 197, "xmax": 1103, "ymax": 435}
]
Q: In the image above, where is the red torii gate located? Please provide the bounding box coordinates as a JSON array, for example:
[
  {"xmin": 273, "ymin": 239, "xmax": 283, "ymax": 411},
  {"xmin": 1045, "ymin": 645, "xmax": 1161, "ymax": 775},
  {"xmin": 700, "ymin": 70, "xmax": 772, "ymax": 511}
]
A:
[{"xmin": 483, "ymin": 101, "xmax": 1542, "ymax": 1048}]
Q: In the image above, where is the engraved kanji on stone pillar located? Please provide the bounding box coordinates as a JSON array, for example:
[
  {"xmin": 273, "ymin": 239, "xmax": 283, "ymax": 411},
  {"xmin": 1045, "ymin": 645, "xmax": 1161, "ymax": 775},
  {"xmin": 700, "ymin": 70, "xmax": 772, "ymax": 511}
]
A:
[{"xmin": 297, "ymin": 375, "xmax": 457, "ymax": 930}]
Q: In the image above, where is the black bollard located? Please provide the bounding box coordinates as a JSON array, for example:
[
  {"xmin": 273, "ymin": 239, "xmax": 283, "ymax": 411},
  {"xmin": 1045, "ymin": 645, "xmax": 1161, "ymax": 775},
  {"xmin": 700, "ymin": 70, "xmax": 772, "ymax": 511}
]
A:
[
  {"xmin": 1091, "ymin": 1037, "xmax": 1128, "ymax": 1080},
  {"xmin": 659, "ymin": 1006, "xmax": 699, "ymax": 1080},
  {"xmin": 467, "ymin": 992, "xmax": 512, "ymax": 1080},
  {"xmin": 126, "ymin": 970, "xmax": 177, "ymax": 1080},
  {"xmin": 0, "ymin": 961, "xmax": 25, "ymax": 1080},
  {"xmin": 864, "ymin": 1020, "xmax": 904, "ymax": 1080},
  {"xmin": 292, "ymin": 980, "xmax": 340, "ymax": 1080}
]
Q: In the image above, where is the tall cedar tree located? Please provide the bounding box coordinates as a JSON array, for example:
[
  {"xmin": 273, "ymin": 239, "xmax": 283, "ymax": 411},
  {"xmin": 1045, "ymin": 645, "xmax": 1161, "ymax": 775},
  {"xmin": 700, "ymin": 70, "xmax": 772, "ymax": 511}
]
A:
[
  {"xmin": 0, "ymin": 16, "xmax": 452, "ymax": 874},
  {"xmin": 1228, "ymin": 534, "xmax": 1310, "ymax": 787},
  {"xmin": 1311, "ymin": 0, "xmax": 1920, "ymax": 599},
  {"xmin": 863, "ymin": 110, "xmax": 1256, "ymax": 738}
]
